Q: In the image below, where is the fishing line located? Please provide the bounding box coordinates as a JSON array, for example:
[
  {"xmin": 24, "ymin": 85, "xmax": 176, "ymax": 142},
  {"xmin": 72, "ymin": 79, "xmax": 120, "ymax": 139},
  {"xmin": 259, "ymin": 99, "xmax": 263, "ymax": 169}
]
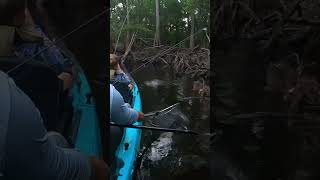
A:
[
  {"xmin": 144, "ymin": 103, "xmax": 180, "ymax": 117},
  {"xmin": 114, "ymin": 8, "xmax": 131, "ymax": 53},
  {"xmin": 180, "ymin": 96, "xmax": 210, "ymax": 100},
  {"xmin": 130, "ymin": 28, "xmax": 206, "ymax": 75},
  {"xmin": 143, "ymin": 103, "xmax": 180, "ymax": 127},
  {"xmin": 7, "ymin": 8, "xmax": 110, "ymax": 74},
  {"xmin": 111, "ymin": 28, "xmax": 207, "ymax": 86}
]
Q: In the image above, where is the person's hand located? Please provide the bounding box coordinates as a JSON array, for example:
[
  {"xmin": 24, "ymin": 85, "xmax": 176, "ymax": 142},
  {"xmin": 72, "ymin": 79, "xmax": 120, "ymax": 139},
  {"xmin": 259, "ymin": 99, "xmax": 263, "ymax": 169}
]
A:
[
  {"xmin": 128, "ymin": 83, "xmax": 133, "ymax": 91},
  {"xmin": 89, "ymin": 157, "xmax": 110, "ymax": 180},
  {"xmin": 58, "ymin": 72, "xmax": 73, "ymax": 90},
  {"xmin": 138, "ymin": 112, "xmax": 144, "ymax": 120},
  {"xmin": 24, "ymin": 8, "xmax": 36, "ymax": 26}
]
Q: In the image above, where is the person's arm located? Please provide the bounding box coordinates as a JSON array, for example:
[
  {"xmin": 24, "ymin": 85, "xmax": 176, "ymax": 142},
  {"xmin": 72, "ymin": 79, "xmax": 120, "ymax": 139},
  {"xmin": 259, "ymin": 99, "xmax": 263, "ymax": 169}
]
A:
[
  {"xmin": 121, "ymin": 103, "xmax": 142, "ymax": 124},
  {"xmin": 111, "ymin": 85, "xmax": 142, "ymax": 125},
  {"xmin": 5, "ymin": 75, "xmax": 108, "ymax": 180}
]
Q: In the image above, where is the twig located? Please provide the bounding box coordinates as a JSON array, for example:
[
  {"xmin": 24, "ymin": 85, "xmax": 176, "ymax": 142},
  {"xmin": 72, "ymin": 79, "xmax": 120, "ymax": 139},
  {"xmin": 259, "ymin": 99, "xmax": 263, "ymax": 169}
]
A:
[{"xmin": 122, "ymin": 31, "xmax": 137, "ymax": 63}]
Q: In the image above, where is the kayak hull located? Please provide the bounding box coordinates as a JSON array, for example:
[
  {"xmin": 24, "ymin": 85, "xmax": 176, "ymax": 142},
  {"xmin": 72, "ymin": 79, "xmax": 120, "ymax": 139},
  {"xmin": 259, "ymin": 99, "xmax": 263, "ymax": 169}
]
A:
[
  {"xmin": 72, "ymin": 70, "xmax": 102, "ymax": 157},
  {"xmin": 116, "ymin": 84, "xmax": 142, "ymax": 180}
]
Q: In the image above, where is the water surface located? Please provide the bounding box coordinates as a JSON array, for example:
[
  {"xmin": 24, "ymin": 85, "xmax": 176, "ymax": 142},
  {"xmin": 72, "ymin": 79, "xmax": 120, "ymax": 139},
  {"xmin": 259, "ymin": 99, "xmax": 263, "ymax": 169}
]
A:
[{"xmin": 129, "ymin": 63, "xmax": 210, "ymax": 180}]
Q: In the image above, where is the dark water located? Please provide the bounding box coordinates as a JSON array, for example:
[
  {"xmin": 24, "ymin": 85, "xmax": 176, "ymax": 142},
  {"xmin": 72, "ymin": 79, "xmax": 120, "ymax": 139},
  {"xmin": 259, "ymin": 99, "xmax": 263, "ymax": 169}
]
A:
[{"xmin": 130, "ymin": 64, "xmax": 210, "ymax": 180}]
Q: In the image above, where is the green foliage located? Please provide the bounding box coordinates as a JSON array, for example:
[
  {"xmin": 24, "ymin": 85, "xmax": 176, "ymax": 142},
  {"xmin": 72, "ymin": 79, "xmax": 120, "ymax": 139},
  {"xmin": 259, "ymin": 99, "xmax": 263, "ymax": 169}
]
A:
[
  {"xmin": 122, "ymin": 24, "xmax": 152, "ymax": 34},
  {"xmin": 182, "ymin": 0, "xmax": 197, "ymax": 13},
  {"xmin": 111, "ymin": 0, "xmax": 209, "ymax": 48}
]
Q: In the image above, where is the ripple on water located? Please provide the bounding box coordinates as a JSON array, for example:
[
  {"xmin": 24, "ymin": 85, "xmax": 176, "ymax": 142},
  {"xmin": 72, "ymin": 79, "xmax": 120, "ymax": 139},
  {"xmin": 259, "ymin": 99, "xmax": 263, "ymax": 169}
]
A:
[{"xmin": 148, "ymin": 132, "xmax": 174, "ymax": 162}]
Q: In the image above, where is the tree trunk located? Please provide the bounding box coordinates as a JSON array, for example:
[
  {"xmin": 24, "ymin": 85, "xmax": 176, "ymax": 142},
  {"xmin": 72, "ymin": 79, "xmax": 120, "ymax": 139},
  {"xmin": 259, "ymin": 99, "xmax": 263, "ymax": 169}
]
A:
[
  {"xmin": 154, "ymin": 0, "xmax": 161, "ymax": 46},
  {"xmin": 190, "ymin": 13, "xmax": 195, "ymax": 48},
  {"xmin": 126, "ymin": 0, "xmax": 130, "ymax": 49}
]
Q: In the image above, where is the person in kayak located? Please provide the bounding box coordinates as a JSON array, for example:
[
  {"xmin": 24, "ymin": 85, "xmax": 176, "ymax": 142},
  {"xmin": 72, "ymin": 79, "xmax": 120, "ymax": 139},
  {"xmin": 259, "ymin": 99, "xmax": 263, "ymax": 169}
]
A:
[
  {"xmin": 15, "ymin": 7, "xmax": 74, "ymax": 90},
  {"xmin": 110, "ymin": 83, "xmax": 144, "ymax": 125},
  {"xmin": 0, "ymin": 0, "xmax": 73, "ymax": 131},
  {"xmin": 110, "ymin": 53, "xmax": 133, "ymax": 91},
  {"xmin": 0, "ymin": 71, "xmax": 109, "ymax": 180},
  {"xmin": 109, "ymin": 83, "xmax": 144, "ymax": 172},
  {"xmin": 0, "ymin": 1, "xmax": 108, "ymax": 179},
  {"xmin": 0, "ymin": 4, "xmax": 73, "ymax": 91}
]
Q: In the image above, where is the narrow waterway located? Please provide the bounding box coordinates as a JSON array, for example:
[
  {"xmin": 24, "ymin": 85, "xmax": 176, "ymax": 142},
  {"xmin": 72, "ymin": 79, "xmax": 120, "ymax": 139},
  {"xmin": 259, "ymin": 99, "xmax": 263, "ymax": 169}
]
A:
[{"xmin": 128, "ymin": 63, "xmax": 210, "ymax": 180}]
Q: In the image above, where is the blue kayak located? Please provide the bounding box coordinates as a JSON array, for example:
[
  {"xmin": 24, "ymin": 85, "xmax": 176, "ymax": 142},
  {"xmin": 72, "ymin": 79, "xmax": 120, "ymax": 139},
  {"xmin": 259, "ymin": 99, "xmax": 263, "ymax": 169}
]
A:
[
  {"xmin": 68, "ymin": 53, "xmax": 142, "ymax": 179},
  {"xmin": 115, "ymin": 83, "xmax": 142, "ymax": 180},
  {"xmin": 71, "ymin": 68, "xmax": 102, "ymax": 157},
  {"xmin": 69, "ymin": 63, "xmax": 102, "ymax": 158}
]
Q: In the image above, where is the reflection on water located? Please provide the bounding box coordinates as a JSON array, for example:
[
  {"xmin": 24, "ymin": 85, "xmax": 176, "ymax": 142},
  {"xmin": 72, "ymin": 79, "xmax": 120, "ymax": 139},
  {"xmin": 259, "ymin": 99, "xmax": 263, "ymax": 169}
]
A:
[
  {"xmin": 131, "ymin": 64, "xmax": 210, "ymax": 180},
  {"xmin": 148, "ymin": 132, "xmax": 174, "ymax": 162},
  {"xmin": 144, "ymin": 79, "xmax": 166, "ymax": 89}
]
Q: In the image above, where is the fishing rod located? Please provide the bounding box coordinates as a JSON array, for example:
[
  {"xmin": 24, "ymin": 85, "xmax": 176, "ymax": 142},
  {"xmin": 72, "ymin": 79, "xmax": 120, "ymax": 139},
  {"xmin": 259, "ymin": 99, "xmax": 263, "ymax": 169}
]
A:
[
  {"xmin": 110, "ymin": 102, "xmax": 213, "ymax": 136},
  {"xmin": 144, "ymin": 103, "xmax": 180, "ymax": 117},
  {"xmin": 110, "ymin": 122, "xmax": 200, "ymax": 135}
]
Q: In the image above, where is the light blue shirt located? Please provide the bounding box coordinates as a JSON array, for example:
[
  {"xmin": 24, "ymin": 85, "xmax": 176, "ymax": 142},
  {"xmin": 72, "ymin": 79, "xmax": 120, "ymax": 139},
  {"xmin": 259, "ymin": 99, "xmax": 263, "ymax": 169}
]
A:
[
  {"xmin": 112, "ymin": 73, "xmax": 131, "ymax": 84},
  {"xmin": 110, "ymin": 84, "xmax": 139, "ymax": 125},
  {"xmin": 0, "ymin": 71, "xmax": 91, "ymax": 180}
]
